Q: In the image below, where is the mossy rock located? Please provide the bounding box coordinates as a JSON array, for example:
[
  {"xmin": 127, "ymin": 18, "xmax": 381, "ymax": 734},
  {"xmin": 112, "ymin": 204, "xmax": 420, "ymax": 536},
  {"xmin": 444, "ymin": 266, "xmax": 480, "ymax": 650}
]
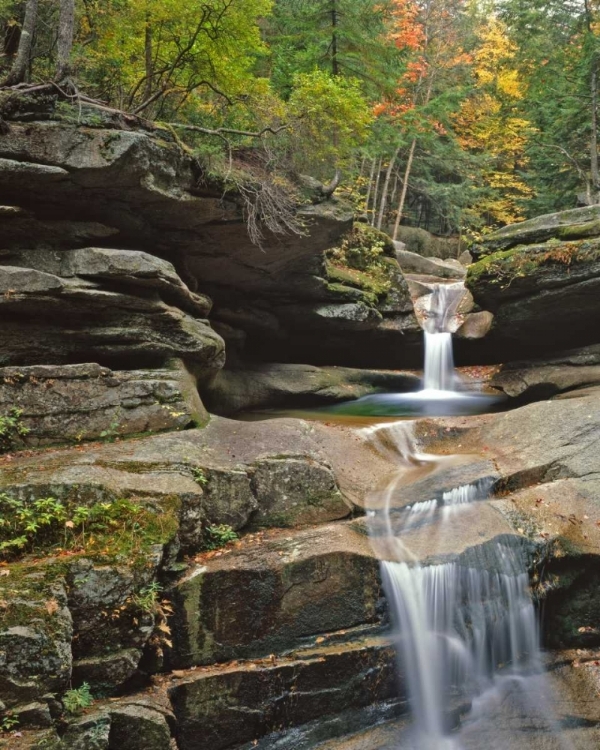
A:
[
  {"xmin": 466, "ymin": 237, "xmax": 600, "ymax": 308},
  {"xmin": 475, "ymin": 205, "xmax": 600, "ymax": 257}
]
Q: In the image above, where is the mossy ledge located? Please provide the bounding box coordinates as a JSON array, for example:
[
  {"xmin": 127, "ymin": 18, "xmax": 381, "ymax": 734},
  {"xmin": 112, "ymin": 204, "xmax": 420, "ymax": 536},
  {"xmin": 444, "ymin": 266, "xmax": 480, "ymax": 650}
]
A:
[{"xmin": 467, "ymin": 237, "xmax": 600, "ymax": 293}]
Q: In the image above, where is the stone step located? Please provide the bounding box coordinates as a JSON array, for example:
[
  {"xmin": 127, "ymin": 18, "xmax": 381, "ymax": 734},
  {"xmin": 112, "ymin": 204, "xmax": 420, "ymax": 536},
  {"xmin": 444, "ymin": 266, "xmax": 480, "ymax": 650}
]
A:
[
  {"xmin": 166, "ymin": 635, "xmax": 399, "ymax": 750},
  {"xmin": 167, "ymin": 522, "xmax": 383, "ymax": 668},
  {"xmin": 365, "ymin": 454, "xmax": 498, "ymax": 511}
]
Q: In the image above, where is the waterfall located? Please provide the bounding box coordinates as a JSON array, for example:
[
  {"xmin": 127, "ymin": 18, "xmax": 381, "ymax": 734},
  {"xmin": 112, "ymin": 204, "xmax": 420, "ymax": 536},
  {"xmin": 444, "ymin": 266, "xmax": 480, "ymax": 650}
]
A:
[
  {"xmin": 423, "ymin": 332, "xmax": 455, "ymax": 391},
  {"xmin": 422, "ymin": 282, "xmax": 465, "ymax": 393},
  {"xmin": 381, "ymin": 550, "xmax": 540, "ymax": 749},
  {"xmin": 363, "ymin": 423, "xmax": 549, "ymax": 748},
  {"xmin": 358, "ymin": 278, "xmax": 558, "ymax": 748}
]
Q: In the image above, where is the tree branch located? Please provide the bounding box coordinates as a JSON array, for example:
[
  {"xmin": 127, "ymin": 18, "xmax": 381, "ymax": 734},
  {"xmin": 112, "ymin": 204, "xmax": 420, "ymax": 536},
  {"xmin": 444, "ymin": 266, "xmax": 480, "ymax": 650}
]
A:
[{"xmin": 167, "ymin": 122, "xmax": 290, "ymax": 138}]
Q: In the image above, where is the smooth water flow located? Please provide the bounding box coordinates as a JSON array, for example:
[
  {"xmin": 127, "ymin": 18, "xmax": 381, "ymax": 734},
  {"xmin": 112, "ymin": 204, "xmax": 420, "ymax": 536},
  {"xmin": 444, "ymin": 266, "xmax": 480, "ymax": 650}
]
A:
[
  {"xmin": 422, "ymin": 282, "xmax": 465, "ymax": 393},
  {"xmin": 365, "ymin": 422, "xmax": 560, "ymax": 750},
  {"xmin": 423, "ymin": 332, "xmax": 455, "ymax": 391},
  {"xmin": 360, "ymin": 286, "xmax": 566, "ymax": 749}
]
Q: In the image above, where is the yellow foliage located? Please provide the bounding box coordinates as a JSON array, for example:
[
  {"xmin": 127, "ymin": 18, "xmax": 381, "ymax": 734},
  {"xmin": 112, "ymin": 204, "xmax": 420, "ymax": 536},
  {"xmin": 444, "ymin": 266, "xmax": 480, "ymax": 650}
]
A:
[{"xmin": 454, "ymin": 16, "xmax": 534, "ymax": 225}]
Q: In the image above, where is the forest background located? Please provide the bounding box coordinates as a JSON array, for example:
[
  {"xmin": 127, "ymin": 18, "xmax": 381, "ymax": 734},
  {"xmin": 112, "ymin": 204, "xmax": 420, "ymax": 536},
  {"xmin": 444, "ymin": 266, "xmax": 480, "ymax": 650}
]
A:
[{"xmin": 2, "ymin": 0, "xmax": 600, "ymax": 243}]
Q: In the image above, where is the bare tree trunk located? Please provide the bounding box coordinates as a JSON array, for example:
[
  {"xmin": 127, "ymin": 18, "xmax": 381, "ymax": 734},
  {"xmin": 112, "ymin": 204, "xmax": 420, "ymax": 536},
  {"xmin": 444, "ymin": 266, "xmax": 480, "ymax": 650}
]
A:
[
  {"xmin": 370, "ymin": 156, "xmax": 383, "ymax": 226},
  {"xmin": 364, "ymin": 157, "xmax": 376, "ymax": 218},
  {"xmin": 144, "ymin": 12, "xmax": 153, "ymax": 104},
  {"xmin": 376, "ymin": 146, "xmax": 400, "ymax": 230},
  {"xmin": 591, "ymin": 62, "xmax": 600, "ymax": 202},
  {"xmin": 392, "ymin": 138, "xmax": 417, "ymax": 241},
  {"xmin": 584, "ymin": 0, "xmax": 599, "ymax": 202},
  {"xmin": 322, "ymin": 168, "xmax": 342, "ymax": 197},
  {"xmin": 391, "ymin": 172, "xmax": 399, "ymax": 203},
  {"xmin": 331, "ymin": 0, "xmax": 339, "ymax": 76},
  {"xmin": 56, "ymin": 0, "xmax": 75, "ymax": 81},
  {"xmin": 3, "ymin": 0, "xmax": 38, "ymax": 86}
]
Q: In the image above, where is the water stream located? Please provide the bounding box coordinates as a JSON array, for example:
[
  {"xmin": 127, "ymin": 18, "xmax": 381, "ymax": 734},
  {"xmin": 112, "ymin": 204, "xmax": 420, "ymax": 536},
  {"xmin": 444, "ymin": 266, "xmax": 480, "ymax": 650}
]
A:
[
  {"xmin": 361, "ymin": 283, "xmax": 568, "ymax": 750},
  {"xmin": 328, "ymin": 281, "xmax": 499, "ymax": 418}
]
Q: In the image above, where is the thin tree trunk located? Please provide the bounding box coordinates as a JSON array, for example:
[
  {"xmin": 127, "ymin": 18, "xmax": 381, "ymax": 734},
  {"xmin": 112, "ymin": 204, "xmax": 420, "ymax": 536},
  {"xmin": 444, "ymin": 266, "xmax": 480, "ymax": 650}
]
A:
[
  {"xmin": 591, "ymin": 62, "xmax": 600, "ymax": 201},
  {"xmin": 331, "ymin": 0, "xmax": 339, "ymax": 76},
  {"xmin": 358, "ymin": 156, "xmax": 366, "ymax": 179},
  {"xmin": 392, "ymin": 138, "xmax": 417, "ymax": 241},
  {"xmin": 364, "ymin": 157, "xmax": 376, "ymax": 218},
  {"xmin": 143, "ymin": 12, "xmax": 154, "ymax": 104},
  {"xmin": 584, "ymin": 0, "xmax": 599, "ymax": 202},
  {"xmin": 3, "ymin": 0, "xmax": 38, "ymax": 86},
  {"xmin": 56, "ymin": 0, "xmax": 75, "ymax": 81},
  {"xmin": 370, "ymin": 156, "xmax": 383, "ymax": 226},
  {"xmin": 376, "ymin": 146, "xmax": 401, "ymax": 230},
  {"xmin": 391, "ymin": 172, "xmax": 399, "ymax": 203}
]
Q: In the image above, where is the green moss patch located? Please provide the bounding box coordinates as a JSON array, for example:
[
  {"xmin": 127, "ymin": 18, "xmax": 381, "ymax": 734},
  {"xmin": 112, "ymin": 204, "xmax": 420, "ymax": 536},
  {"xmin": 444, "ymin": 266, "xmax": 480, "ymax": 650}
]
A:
[
  {"xmin": 467, "ymin": 237, "xmax": 600, "ymax": 289},
  {"xmin": 325, "ymin": 224, "xmax": 395, "ymax": 301},
  {"xmin": 0, "ymin": 492, "xmax": 179, "ymax": 564}
]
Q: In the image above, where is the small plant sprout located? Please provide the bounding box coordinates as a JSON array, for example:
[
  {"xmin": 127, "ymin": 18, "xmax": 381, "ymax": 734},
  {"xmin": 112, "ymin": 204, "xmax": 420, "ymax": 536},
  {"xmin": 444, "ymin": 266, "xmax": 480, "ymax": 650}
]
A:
[
  {"xmin": 0, "ymin": 712, "xmax": 19, "ymax": 733},
  {"xmin": 62, "ymin": 683, "xmax": 94, "ymax": 714}
]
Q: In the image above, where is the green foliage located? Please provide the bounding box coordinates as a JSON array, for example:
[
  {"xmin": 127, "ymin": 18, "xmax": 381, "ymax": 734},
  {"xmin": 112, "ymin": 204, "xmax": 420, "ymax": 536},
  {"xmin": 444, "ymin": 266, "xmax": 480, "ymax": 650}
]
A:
[
  {"xmin": 131, "ymin": 581, "xmax": 162, "ymax": 613},
  {"xmin": 0, "ymin": 494, "xmax": 176, "ymax": 561},
  {"xmin": 269, "ymin": 0, "xmax": 398, "ymax": 96},
  {"xmin": 62, "ymin": 683, "xmax": 94, "ymax": 715},
  {"xmin": 326, "ymin": 224, "xmax": 393, "ymax": 297},
  {"xmin": 99, "ymin": 411, "xmax": 121, "ymax": 441},
  {"xmin": 201, "ymin": 523, "xmax": 239, "ymax": 551},
  {"xmin": 2, "ymin": 0, "xmax": 597, "ymax": 235},
  {"xmin": 0, "ymin": 408, "xmax": 29, "ymax": 453},
  {"xmin": 192, "ymin": 468, "xmax": 209, "ymax": 486},
  {"xmin": 0, "ymin": 712, "xmax": 19, "ymax": 733},
  {"xmin": 286, "ymin": 70, "xmax": 373, "ymax": 179}
]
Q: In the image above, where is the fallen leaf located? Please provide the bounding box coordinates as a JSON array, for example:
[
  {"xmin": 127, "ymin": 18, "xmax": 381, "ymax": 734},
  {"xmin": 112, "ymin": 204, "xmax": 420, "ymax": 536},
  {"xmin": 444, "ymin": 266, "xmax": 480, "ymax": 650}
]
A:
[{"xmin": 45, "ymin": 598, "xmax": 59, "ymax": 616}]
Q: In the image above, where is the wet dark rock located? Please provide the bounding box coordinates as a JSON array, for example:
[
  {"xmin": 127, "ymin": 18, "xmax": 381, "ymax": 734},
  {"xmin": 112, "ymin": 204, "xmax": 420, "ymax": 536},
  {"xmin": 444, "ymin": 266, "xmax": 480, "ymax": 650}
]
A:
[
  {"xmin": 0, "ymin": 268, "xmax": 224, "ymax": 371},
  {"xmin": 249, "ymin": 457, "xmax": 351, "ymax": 528},
  {"xmin": 167, "ymin": 523, "xmax": 380, "ymax": 667},
  {"xmin": 466, "ymin": 237, "xmax": 600, "ymax": 355},
  {"xmin": 202, "ymin": 362, "xmax": 420, "ymax": 416},
  {"xmin": 490, "ymin": 345, "xmax": 600, "ymax": 399},
  {"xmin": 12, "ymin": 701, "xmax": 53, "ymax": 728},
  {"xmin": 62, "ymin": 713, "xmax": 111, "ymax": 750},
  {"xmin": 0, "ymin": 574, "xmax": 72, "ymax": 711},
  {"xmin": 108, "ymin": 704, "xmax": 172, "ymax": 750},
  {"xmin": 67, "ymin": 557, "xmax": 159, "ymax": 664},
  {"xmin": 72, "ymin": 649, "xmax": 143, "ymax": 695},
  {"xmin": 168, "ymin": 637, "xmax": 397, "ymax": 750},
  {"xmin": 0, "ymin": 120, "xmax": 421, "ymax": 369},
  {"xmin": 474, "ymin": 205, "xmax": 600, "ymax": 256}
]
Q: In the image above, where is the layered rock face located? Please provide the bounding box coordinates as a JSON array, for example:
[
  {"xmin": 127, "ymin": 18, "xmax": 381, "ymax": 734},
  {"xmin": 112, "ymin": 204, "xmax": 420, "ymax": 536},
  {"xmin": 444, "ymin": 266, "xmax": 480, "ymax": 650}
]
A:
[
  {"xmin": 466, "ymin": 208, "xmax": 600, "ymax": 359},
  {"xmin": 0, "ymin": 100, "xmax": 420, "ymax": 372}
]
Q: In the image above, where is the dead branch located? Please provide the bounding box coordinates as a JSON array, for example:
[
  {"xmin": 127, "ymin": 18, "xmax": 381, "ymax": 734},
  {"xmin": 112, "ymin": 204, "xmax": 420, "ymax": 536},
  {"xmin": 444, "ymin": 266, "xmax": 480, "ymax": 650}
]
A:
[{"xmin": 167, "ymin": 122, "xmax": 290, "ymax": 139}]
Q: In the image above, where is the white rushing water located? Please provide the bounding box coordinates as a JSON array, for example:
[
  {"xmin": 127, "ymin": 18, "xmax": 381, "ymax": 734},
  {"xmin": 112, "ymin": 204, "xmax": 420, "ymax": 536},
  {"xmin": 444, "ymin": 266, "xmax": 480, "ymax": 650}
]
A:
[
  {"xmin": 421, "ymin": 282, "xmax": 465, "ymax": 393},
  {"xmin": 364, "ymin": 422, "xmax": 554, "ymax": 750},
  {"xmin": 359, "ymin": 284, "xmax": 565, "ymax": 750}
]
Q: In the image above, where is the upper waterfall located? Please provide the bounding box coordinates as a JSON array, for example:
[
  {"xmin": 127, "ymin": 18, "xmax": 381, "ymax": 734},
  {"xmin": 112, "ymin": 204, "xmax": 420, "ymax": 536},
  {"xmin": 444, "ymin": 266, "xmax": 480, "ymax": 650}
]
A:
[{"xmin": 422, "ymin": 282, "xmax": 467, "ymax": 393}]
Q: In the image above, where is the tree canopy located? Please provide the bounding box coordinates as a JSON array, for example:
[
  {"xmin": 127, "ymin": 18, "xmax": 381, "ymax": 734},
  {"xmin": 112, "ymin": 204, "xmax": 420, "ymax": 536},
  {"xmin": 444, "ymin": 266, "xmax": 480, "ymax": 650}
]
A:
[{"xmin": 2, "ymin": 0, "xmax": 600, "ymax": 241}]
